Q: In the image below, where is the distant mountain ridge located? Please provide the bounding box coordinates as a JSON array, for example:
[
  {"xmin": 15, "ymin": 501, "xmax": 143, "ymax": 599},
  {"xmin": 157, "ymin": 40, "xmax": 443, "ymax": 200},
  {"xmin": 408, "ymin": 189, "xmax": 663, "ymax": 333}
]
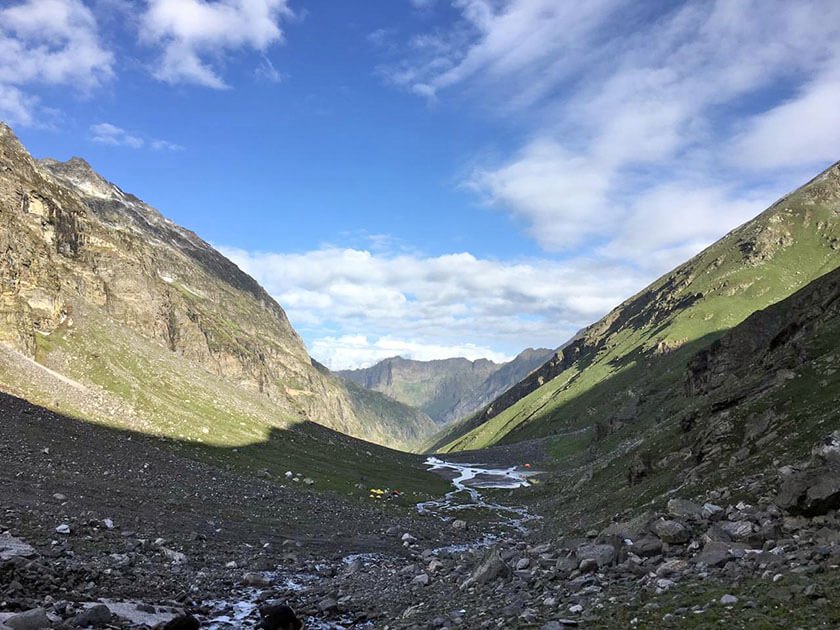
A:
[
  {"xmin": 0, "ymin": 123, "xmax": 436, "ymax": 452},
  {"xmin": 337, "ymin": 348, "xmax": 554, "ymax": 425}
]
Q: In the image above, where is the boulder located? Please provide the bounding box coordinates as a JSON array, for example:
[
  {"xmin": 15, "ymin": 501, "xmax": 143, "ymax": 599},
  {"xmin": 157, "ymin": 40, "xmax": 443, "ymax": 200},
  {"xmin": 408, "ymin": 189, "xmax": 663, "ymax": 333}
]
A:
[
  {"xmin": 720, "ymin": 520, "xmax": 754, "ymax": 542},
  {"xmin": 630, "ymin": 537, "xmax": 662, "ymax": 557},
  {"xmin": 693, "ymin": 541, "xmax": 731, "ymax": 567},
  {"xmin": 667, "ymin": 499, "xmax": 704, "ymax": 519},
  {"xmin": 575, "ymin": 543, "xmax": 616, "ymax": 568},
  {"xmin": 654, "ymin": 519, "xmax": 690, "ymax": 544},
  {"xmin": 72, "ymin": 604, "xmax": 111, "ymax": 628},
  {"xmin": 776, "ymin": 465, "xmax": 840, "ymax": 516},
  {"xmin": 6, "ymin": 609, "xmax": 50, "ymax": 630},
  {"xmin": 460, "ymin": 548, "xmax": 511, "ymax": 589}
]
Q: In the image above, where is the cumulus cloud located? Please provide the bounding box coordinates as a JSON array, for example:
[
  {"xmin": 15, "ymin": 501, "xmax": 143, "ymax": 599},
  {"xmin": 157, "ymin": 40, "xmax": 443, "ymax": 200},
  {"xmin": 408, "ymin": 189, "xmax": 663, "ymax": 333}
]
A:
[
  {"xmin": 381, "ymin": 0, "xmax": 840, "ymax": 257},
  {"xmin": 90, "ymin": 122, "xmax": 182, "ymax": 150},
  {"xmin": 0, "ymin": 0, "xmax": 113, "ymax": 124},
  {"xmin": 140, "ymin": 0, "xmax": 293, "ymax": 88},
  {"xmin": 219, "ymin": 245, "xmax": 648, "ymax": 369}
]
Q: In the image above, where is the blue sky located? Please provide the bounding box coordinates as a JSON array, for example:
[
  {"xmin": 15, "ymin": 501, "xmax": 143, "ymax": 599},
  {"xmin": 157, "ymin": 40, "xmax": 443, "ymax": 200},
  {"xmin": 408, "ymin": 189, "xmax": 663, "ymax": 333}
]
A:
[{"xmin": 3, "ymin": 0, "xmax": 840, "ymax": 369}]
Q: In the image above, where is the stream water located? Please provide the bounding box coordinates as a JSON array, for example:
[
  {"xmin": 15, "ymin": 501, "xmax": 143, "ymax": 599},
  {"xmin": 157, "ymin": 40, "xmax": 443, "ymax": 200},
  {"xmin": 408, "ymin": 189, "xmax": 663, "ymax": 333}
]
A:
[
  {"xmin": 204, "ymin": 458, "xmax": 537, "ymax": 628},
  {"xmin": 417, "ymin": 456, "xmax": 540, "ymax": 532}
]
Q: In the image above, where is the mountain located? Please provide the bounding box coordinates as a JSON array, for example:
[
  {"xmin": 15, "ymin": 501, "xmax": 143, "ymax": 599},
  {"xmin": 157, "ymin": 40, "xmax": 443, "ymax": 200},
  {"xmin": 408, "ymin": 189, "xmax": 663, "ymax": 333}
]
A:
[
  {"xmin": 431, "ymin": 159, "xmax": 840, "ymax": 453},
  {"xmin": 0, "ymin": 123, "xmax": 436, "ymax": 453},
  {"xmin": 337, "ymin": 347, "xmax": 554, "ymax": 424}
]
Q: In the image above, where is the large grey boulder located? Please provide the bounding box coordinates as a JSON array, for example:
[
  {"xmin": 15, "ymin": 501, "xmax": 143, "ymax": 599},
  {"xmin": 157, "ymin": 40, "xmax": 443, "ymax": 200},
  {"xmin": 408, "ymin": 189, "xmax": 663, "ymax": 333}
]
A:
[{"xmin": 460, "ymin": 548, "xmax": 511, "ymax": 589}]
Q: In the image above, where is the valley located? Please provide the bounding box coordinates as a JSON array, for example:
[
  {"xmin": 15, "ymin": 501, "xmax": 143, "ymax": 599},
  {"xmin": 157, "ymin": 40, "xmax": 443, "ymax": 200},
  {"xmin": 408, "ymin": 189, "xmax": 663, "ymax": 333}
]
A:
[{"xmin": 1, "ymin": 122, "xmax": 839, "ymax": 629}]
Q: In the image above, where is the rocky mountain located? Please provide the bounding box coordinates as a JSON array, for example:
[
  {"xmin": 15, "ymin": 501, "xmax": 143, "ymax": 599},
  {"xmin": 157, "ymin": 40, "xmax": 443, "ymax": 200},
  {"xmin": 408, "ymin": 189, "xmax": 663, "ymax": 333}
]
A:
[
  {"xmin": 0, "ymin": 123, "xmax": 436, "ymax": 451},
  {"xmin": 337, "ymin": 348, "xmax": 554, "ymax": 425},
  {"xmin": 430, "ymin": 159, "xmax": 840, "ymax": 454}
]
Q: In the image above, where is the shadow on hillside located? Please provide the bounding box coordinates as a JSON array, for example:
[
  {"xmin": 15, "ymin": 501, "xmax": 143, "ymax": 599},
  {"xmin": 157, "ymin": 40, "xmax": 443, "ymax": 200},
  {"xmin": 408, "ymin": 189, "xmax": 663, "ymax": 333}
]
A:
[
  {"xmin": 440, "ymin": 330, "xmax": 726, "ymax": 455},
  {"xmin": 0, "ymin": 389, "xmax": 444, "ymax": 502}
]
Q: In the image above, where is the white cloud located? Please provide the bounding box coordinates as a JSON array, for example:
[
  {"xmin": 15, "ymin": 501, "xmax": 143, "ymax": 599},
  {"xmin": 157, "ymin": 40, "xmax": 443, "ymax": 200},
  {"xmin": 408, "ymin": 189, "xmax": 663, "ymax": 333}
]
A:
[
  {"xmin": 382, "ymin": 0, "xmax": 840, "ymax": 257},
  {"xmin": 312, "ymin": 335, "xmax": 511, "ymax": 371},
  {"xmin": 254, "ymin": 55, "xmax": 285, "ymax": 83},
  {"xmin": 730, "ymin": 67, "xmax": 840, "ymax": 170},
  {"xmin": 0, "ymin": 0, "xmax": 113, "ymax": 124},
  {"xmin": 90, "ymin": 122, "xmax": 182, "ymax": 151},
  {"xmin": 140, "ymin": 0, "xmax": 293, "ymax": 88},
  {"xmin": 219, "ymin": 245, "xmax": 648, "ymax": 369}
]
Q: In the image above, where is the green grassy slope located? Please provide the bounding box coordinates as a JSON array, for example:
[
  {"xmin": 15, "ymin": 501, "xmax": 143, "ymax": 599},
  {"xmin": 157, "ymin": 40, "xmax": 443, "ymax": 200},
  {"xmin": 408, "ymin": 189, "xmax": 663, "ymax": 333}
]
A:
[{"xmin": 433, "ymin": 160, "xmax": 840, "ymax": 453}]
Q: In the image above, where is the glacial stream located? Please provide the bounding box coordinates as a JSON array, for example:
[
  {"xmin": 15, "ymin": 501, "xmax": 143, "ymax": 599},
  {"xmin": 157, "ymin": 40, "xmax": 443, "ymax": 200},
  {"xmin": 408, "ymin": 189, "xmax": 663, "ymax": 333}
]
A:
[
  {"xmin": 204, "ymin": 458, "xmax": 537, "ymax": 628},
  {"xmin": 417, "ymin": 456, "xmax": 540, "ymax": 532}
]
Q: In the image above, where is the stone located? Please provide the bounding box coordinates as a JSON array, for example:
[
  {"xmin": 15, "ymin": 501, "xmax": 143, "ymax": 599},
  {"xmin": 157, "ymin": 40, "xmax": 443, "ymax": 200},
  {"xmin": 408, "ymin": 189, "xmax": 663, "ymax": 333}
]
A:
[
  {"xmin": 0, "ymin": 533, "xmax": 36, "ymax": 561},
  {"xmin": 72, "ymin": 604, "xmax": 112, "ymax": 627},
  {"xmin": 401, "ymin": 533, "xmax": 417, "ymax": 543},
  {"xmin": 460, "ymin": 548, "xmax": 511, "ymax": 589},
  {"xmin": 6, "ymin": 609, "xmax": 50, "ymax": 630},
  {"xmin": 578, "ymin": 558, "xmax": 599, "ymax": 573},
  {"xmin": 412, "ymin": 573, "xmax": 430, "ymax": 586},
  {"xmin": 243, "ymin": 572, "xmax": 271, "ymax": 587},
  {"xmin": 655, "ymin": 578, "xmax": 677, "ymax": 593},
  {"xmin": 55, "ymin": 524, "xmax": 71, "ymax": 535},
  {"xmin": 630, "ymin": 537, "xmax": 662, "ymax": 557},
  {"xmin": 720, "ymin": 521, "xmax": 754, "ymax": 542},
  {"xmin": 575, "ymin": 543, "xmax": 616, "ymax": 568},
  {"xmin": 161, "ymin": 547, "xmax": 187, "ymax": 564},
  {"xmin": 427, "ymin": 559, "xmax": 444, "ymax": 574},
  {"xmin": 656, "ymin": 559, "xmax": 688, "ymax": 577},
  {"xmin": 516, "ymin": 557, "xmax": 530, "ymax": 570},
  {"xmin": 694, "ymin": 541, "xmax": 731, "ymax": 567},
  {"xmin": 720, "ymin": 594, "xmax": 738, "ymax": 605},
  {"xmin": 318, "ymin": 598, "xmax": 338, "ymax": 613},
  {"xmin": 654, "ymin": 519, "xmax": 690, "ymax": 544},
  {"xmin": 701, "ymin": 503, "xmax": 724, "ymax": 520},
  {"xmin": 451, "ymin": 519, "xmax": 468, "ymax": 531},
  {"xmin": 667, "ymin": 499, "xmax": 704, "ymax": 519},
  {"xmin": 776, "ymin": 465, "xmax": 840, "ymax": 516},
  {"xmin": 568, "ymin": 604, "xmax": 584, "ymax": 614}
]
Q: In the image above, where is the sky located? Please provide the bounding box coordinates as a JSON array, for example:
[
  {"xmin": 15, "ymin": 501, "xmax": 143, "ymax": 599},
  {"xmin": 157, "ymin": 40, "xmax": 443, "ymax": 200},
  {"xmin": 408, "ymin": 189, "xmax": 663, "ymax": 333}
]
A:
[{"xmin": 2, "ymin": 0, "xmax": 840, "ymax": 370}]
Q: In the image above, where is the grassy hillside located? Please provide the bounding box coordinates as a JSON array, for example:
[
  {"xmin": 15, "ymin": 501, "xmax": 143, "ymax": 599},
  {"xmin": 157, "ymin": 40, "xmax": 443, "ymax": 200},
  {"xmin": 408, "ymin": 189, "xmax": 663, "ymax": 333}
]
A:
[{"xmin": 432, "ymin": 159, "xmax": 840, "ymax": 453}]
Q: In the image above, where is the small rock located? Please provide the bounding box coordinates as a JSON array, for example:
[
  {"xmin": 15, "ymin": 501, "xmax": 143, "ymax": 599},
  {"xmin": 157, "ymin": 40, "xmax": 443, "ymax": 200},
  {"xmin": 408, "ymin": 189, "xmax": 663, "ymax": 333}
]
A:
[
  {"xmin": 243, "ymin": 572, "xmax": 271, "ymax": 587},
  {"xmin": 720, "ymin": 594, "xmax": 738, "ymax": 605},
  {"xmin": 318, "ymin": 598, "xmax": 338, "ymax": 613},
  {"xmin": 55, "ymin": 524, "xmax": 71, "ymax": 535},
  {"xmin": 53, "ymin": 493, "xmax": 67, "ymax": 501},
  {"xmin": 452, "ymin": 519, "xmax": 468, "ymax": 531},
  {"xmin": 568, "ymin": 604, "xmax": 584, "ymax": 614},
  {"xmin": 103, "ymin": 518, "xmax": 114, "ymax": 530},
  {"xmin": 6, "ymin": 608, "xmax": 51, "ymax": 630},
  {"xmin": 72, "ymin": 604, "xmax": 111, "ymax": 628},
  {"xmin": 516, "ymin": 558, "xmax": 531, "ymax": 570},
  {"xmin": 401, "ymin": 533, "xmax": 417, "ymax": 543},
  {"xmin": 412, "ymin": 573, "xmax": 430, "ymax": 586}
]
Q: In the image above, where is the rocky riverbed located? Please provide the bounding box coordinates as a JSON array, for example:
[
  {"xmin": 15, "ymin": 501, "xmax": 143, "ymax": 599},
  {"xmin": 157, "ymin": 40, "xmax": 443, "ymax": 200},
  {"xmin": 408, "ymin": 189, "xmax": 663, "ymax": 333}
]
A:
[{"xmin": 3, "ymin": 392, "xmax": 840, "ymax": 628}]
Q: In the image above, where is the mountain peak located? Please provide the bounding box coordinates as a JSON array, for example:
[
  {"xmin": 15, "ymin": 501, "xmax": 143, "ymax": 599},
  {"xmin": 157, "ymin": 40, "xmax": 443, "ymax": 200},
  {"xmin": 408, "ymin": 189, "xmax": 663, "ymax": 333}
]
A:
[{"xmin": 38, "ymin": 156, "xmax": 119, "ymax": 201}]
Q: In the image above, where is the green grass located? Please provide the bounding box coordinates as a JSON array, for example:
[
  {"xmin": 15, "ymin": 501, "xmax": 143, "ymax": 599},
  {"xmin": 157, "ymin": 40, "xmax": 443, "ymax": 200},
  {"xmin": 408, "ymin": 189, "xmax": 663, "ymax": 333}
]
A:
[
  {"xmin": 436, "ymin": 174, "xmax": 840, "ymax": 454},
  {"xmin": 18, "ymin": 304, "xmax": 450, "ymax": 502}
]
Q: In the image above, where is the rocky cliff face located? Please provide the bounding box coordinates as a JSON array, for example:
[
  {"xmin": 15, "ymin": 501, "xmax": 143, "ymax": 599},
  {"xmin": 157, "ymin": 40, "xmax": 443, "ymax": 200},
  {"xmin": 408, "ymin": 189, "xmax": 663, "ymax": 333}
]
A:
[
  {"xmin": 0, "ymin": 123, "xmax": 435, "ymax": 450},
  {"xmin": 337, "ymin": 348, "xmax": 553, "ymax": 425}
]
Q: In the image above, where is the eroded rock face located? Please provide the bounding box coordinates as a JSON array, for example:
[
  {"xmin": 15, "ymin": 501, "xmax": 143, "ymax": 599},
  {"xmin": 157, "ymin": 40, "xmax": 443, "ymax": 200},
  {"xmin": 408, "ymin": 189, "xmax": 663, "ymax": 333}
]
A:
[
  {"xmin": 0, "ymin": 123, "xmax": 435, "ymax": 448},
  {"xmin": 776, "ymin": 435, "xmax": 840, "ymax": 516}
]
